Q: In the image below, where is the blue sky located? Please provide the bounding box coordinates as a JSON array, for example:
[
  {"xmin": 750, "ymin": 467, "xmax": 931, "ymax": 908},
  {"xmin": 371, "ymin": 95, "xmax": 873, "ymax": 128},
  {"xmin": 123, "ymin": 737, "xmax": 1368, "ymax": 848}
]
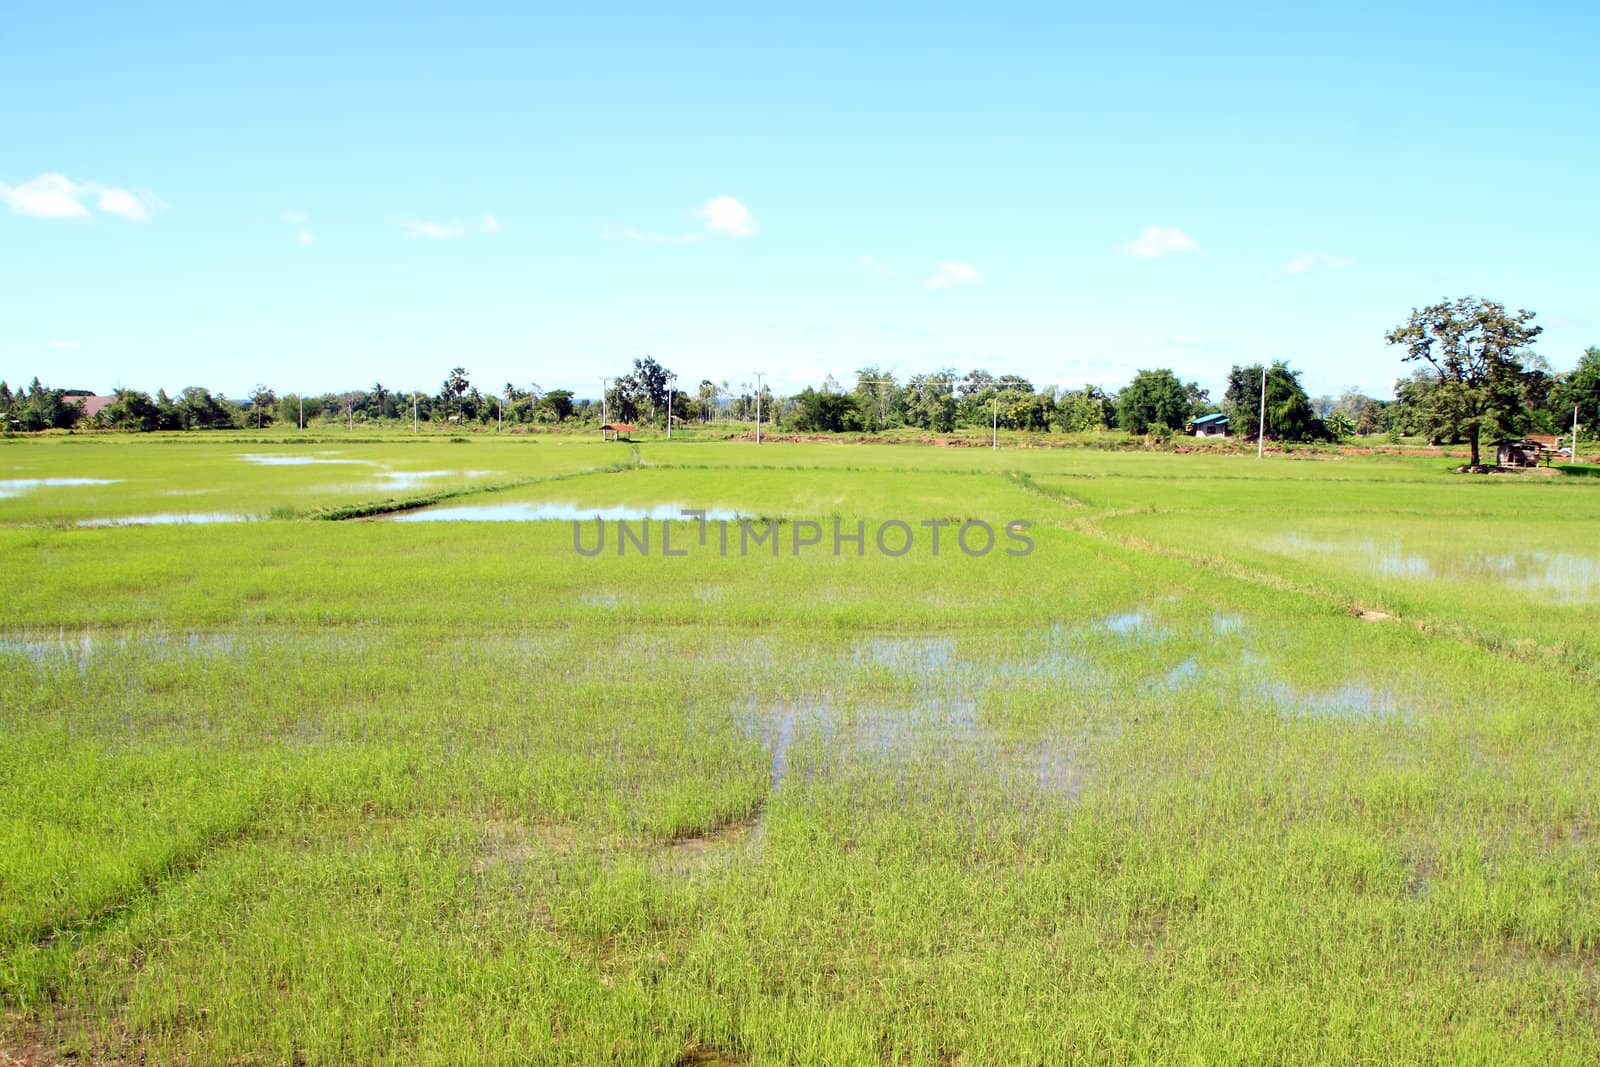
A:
[{"xmin": 3, "ymin": 2, "xmax": 1596, "ymax": 402}]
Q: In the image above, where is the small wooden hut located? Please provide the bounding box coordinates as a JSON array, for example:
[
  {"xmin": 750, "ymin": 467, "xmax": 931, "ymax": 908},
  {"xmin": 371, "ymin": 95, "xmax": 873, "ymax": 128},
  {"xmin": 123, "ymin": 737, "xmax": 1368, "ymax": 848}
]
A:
[{"xmin": 1494, "ymin": 439, "xmax": 1541, "ymax": 467}]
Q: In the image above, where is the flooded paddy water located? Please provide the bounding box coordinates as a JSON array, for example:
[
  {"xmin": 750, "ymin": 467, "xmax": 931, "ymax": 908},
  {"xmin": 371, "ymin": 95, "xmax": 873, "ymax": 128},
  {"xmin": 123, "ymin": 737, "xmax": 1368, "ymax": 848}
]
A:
[
  {"xmin": 394, "ymin": 501, "xmax": 743, "ymax": 522},
  {"xmin": 1271, "ymin": 532, "xmax": 1600, "ymax": 604},
  {"xmin": 0, "ymin": 477, "xmax": 121, "ymax": 497},
  {"xmin": 78, "ymin": 512, "xmax": 253, "ymax": 526}
]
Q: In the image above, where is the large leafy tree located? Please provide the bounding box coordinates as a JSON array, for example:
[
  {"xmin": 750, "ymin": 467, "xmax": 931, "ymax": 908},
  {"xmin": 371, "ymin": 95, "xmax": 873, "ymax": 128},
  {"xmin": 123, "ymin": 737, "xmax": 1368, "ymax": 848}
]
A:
[
  {"xmin": 3, "ymin": 378, "xmax": 83, "ymax": 431},
  {"xmin": 538, "ymin": 389, "xmax": 574, "ymax": 422},
  {"xmin": 1334, "ymin": 388, "xmax": 1385, "ymax": 435},
  {"xmin": 249, "ymin": 384, "xmax": 277, "ymax": 428},
  {"xmin": 1517, "ymin": 355, "xmax": 1560, "ymax": 433},
  {"xmin": 1559, "ymin": 346, "xmax": 1600, "ymax": 439},
  {"xmin": 790, "ymin": 388, "xmax": 864, "ymax": 432},
  {"xmin": 1053, "ymin": 386, "xmax": 1112, "ymax": 433},
  {"xmin": 100, "ymin": 389, "xmax": 163, "ymax": 432},
  {"xmin": 604, "ymin": 375, "xmax": 640, "ymax": 423},
  {"xmin": 631, "ymin": 355, "xmax": 672, "ymax": 420},
  {"xmin": 904, "ymin": 371, "xmax": 957, "ymax": 432},
  {"xmin": 853, "ymin": 366, "xmax": 900, "ymax": 430},
  {"xmin": 1116, "ymin": 369, "xmax": 1190, "ymax": 434},
  {"xmin": 1385, "ymin": 296, "xmax": 1542, "ymax": 466},
  {"xmin": 1223, "ymin": 362, "xmax": 1323, "ymax": 442},
  {"xmin": 180, "ymin": 386, "xmax": 234, "ymax": 429}
]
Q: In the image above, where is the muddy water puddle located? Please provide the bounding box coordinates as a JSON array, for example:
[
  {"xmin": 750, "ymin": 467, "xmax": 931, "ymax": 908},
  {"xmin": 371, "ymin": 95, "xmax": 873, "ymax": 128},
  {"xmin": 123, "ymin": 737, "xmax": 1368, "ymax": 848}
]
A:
[{"xmin": 656, "ymin": 817, "xmax": 767, "ymax": 876}]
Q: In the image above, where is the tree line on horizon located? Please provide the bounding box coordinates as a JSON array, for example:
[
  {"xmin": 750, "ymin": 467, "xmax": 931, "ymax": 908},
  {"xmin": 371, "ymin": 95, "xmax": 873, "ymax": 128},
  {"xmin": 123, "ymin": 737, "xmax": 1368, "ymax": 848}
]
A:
[{"xmin": 6, "ymin": 298, "xmax": 1598, "ymax": 455}]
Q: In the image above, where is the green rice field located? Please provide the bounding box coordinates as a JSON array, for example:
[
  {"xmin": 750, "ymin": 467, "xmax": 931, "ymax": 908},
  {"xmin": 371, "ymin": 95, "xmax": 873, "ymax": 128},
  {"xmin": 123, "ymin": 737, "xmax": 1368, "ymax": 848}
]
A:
[{"xmin": 3, "ymin": 433, "xmax": 1598, "ymax": 1064}]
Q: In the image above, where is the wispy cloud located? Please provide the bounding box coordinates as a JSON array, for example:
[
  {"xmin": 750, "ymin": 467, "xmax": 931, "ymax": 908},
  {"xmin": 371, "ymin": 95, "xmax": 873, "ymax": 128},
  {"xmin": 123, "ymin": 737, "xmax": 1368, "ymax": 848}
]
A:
[
  {"xmin": 393, "ymin": 214, "xmax": 502, "ymax": 240},
  {"xmin": 1283, "ymin": 251, "xmax": 1353, "ymax": 274},
  {"xmin": 926, "ymin": 262, "xmax": 982, "ymax": 289},
  {"xmin": 694, "ymin": 195, "xmax": 759, "ymax": 237},
  {"xmin": 607, "ymin": 195, "xmax": 760, "ymax": 244},
  {"xmin": 281, "ymin": 210, "xmax": 314, "ymax": 245},
  {"xmin": 47, "ymin": 339, "xmax": 80, "ymax": 349},
  {"xmin": 858, "ymin": 255, "xmax": 891, "ymax": 276},
  {"xmin": 0, "ymin": 173, "xmax": 158, "ymax": 221},
  {"xmin": 1117, "ymin": 225, "xmax": 1199, "ymax": 258}
]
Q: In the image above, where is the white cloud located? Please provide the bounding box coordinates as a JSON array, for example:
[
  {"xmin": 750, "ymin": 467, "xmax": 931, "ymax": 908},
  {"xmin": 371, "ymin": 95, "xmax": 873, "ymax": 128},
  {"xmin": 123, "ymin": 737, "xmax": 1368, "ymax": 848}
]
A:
[
  {"xmin": 0, "ymin": 174, "xmax": 88, "ymax": 219},
  {"xmin": 926, "ymin": 262, "xmax": 982, "ymax": 289},
  {"xmin": 694, "ymin": 195, "xmax": 758, "ymax": 237},
  {"xmin": 400, "ymin": 220, "xmax": 466, "ymax": 240},
  {"xmin": 93, "ymin": 186, "xmax": 151, "ymax": 220},
  {"xmin": 47, "ymin": 339, "xmax": 80, "ymax": 349},
  {"xmin": 1283, "ymin": 251, "xmax": 1353, "ymax": 274},
  {"xmin": 1117, "ymin": 226, "xmax": 1199, "ymax": 258},
  {"xmin": 858, "ymin": 255, "xmax": 891, "ymax": 275},
  {"xmin": 606, "ymin": 197, "xmax": 757, "ymax": 244},
  {"xmin": 0, "ymin": 173, "xmax": 156, "ymax": 221},
  {"xmin": 394, "ymin": 215, "xmax": 502, "ymax": 240},
  {"xmin": 281, "ymin": 210, "xmax": 307, "ymax": 224},
  {"xmin": 297, "ymin": 229, "xmax": 314, "ymax": 246}
]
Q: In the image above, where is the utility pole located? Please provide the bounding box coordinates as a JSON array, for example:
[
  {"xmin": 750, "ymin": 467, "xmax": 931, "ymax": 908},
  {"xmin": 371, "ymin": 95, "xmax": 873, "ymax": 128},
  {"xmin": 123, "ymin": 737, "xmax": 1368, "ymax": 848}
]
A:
[
  {"xmin": 497, "ymin": 392, "xmax": 503, "ymax": 433},
  {"xmin": 412, "ymin": 391, "xmax": 418, "ymax": 433},
  {"xmin": 1575, "ymin": 405, "xmax": 1581, "ymax": 460},
  {"xmin": 347, "ymin": 398, "xmax": 353, "ymax": 432},
  {"xmin": 1257, "ymin": 365, "xmax": 1268, "ymax": 459},
  {"xmin": 666, "ymin": 373, "xmax": 676, "ymax": 440},
  {"xmin": 753, "ymin": 372, "xmax": 766, "ymax": 445},
  {"xmin": 298, "ymin": 395, "xmax": 303, "ymax": 430},
  {"xmin": 992, "ymin": 394, "xmax": 998, "ymax": 449},
  {"xmin": 599, "ymin": 376, "xmax": 613, "ymax": 437}
]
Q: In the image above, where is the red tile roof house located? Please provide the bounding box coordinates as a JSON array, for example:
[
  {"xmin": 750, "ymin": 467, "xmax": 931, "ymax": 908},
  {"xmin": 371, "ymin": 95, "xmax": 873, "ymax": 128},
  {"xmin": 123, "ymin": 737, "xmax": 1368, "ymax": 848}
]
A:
[{"xmin": 66, "ymin": 393, "xmax": 118, "ymax": 419}]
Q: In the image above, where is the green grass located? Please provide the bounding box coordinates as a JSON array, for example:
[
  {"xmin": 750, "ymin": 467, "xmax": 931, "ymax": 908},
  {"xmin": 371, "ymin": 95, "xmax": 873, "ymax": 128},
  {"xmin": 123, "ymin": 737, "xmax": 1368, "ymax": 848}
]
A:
[{"xmin": 2, "ymin": 435, "xmax": 1599, "ymax": 1064}]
